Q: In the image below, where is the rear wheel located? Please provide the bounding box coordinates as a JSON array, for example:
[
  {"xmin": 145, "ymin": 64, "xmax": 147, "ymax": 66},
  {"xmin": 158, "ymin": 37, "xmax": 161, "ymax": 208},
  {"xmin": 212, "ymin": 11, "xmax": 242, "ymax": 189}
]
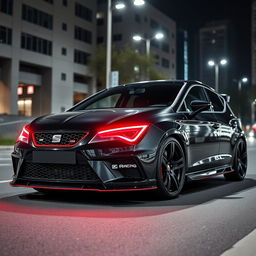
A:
[
  {"xmin": 224, "ymin": 139, "xmax": 247, "ymax": 181},
  {"xmin": 156, "ymin": 137, "xmax": 186, "ymax": 199}
]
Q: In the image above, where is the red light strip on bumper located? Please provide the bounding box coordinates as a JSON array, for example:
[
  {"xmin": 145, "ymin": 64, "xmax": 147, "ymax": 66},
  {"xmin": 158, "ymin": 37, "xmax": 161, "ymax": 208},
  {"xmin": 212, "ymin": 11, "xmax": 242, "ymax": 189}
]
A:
[{"xmin": 11, "ymin": 184, "xmax": 157, "ymax": 192}]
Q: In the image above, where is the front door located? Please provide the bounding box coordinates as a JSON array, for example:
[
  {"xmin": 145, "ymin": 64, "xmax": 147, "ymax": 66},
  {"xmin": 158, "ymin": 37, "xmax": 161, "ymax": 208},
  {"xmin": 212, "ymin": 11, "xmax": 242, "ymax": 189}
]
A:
[{"xmin": 177, "ymin": 85, "xmax": 220, "ymax": 172}]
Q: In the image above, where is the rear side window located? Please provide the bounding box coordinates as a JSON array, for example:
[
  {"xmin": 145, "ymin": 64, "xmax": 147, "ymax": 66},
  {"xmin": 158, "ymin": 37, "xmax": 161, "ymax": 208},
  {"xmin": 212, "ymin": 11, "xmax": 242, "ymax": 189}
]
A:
[
  {"xmin": 206, "ymin": 90, "xmax": 224, "ymax": 112},
  {"xmin": 184, "ymin": 86, "xmax": 208, "ymax": 112}
]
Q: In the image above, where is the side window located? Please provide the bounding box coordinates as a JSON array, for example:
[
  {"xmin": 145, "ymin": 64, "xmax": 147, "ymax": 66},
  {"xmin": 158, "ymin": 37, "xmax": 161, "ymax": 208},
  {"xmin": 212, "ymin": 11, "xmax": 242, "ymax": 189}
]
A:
[
  {"xmin": 206, "ymin": 90, "xmax": 224, "ymax": 112},
  {"xmin": 184, "ymin": 86, "xmax": 208, "ymax": 112}
]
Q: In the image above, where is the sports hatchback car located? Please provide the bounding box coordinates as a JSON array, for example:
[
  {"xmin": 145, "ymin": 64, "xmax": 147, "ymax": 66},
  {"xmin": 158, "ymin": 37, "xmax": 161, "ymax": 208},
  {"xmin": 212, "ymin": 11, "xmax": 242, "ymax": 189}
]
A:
[{"xmin": 11, "ymin": 80, "xmax": 247, "ymax": 199}]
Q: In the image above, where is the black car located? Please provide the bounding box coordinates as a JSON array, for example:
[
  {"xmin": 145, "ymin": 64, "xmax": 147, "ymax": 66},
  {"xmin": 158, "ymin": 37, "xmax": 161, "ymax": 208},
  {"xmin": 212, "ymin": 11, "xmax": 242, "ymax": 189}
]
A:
[{"xmin": 11, "ymin": 80, "xmax": 247, "ymax": 199}]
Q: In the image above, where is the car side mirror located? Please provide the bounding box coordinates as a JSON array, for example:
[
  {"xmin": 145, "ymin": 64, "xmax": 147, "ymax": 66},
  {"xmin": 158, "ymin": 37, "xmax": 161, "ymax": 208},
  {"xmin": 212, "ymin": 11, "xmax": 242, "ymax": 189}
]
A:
[
  {"xmin": 221, "ymin": 94, "xmax": 230, "ymax": 103},
  {"xmin": 189, "ymin": 100, "xmax": 212, "ymax": 118}
]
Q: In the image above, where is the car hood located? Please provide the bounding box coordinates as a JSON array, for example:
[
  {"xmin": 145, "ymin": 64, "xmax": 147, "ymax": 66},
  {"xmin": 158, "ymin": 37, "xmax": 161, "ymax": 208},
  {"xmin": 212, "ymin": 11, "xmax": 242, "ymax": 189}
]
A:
[{"xmin": 30, "ymin": 108, "xmax": 162, "ymax": 131}]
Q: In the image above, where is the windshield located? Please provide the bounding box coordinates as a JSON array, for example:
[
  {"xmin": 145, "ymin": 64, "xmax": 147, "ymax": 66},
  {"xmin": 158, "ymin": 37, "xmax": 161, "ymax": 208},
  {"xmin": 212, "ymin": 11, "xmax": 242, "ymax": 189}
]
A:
[{"xmin": 70, "ymin": 83, "xmax": 182, "ymax": 111}]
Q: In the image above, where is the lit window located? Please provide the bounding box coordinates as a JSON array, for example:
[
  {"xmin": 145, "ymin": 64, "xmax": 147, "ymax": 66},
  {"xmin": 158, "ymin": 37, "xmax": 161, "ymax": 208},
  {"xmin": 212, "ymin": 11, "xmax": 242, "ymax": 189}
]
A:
[
  {"xmin": 17, "ymin": 87, "xmax": 23, "ymax": 95},
  {"xmin": 27, "ymin": 85, "xmax": 34, "ymax": 95}
]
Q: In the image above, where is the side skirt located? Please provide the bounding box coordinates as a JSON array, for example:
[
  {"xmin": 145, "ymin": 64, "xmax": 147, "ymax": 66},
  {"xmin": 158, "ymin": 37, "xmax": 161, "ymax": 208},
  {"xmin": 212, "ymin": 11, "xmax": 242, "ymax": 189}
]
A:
[{"xmin": 186, "ymin": 165, "xmax": 233, "ymax": 181}]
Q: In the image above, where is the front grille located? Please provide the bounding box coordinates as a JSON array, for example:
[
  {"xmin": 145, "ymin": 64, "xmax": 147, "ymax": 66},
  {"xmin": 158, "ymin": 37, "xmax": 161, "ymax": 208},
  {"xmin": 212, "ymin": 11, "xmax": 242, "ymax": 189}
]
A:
[
  {"xmin": 33, "ymin": 132, "xmax": 87, "ymax": 146},
  {"xmin": 19, "ymin": 162, "xmax": 100, "ymax": 182}
]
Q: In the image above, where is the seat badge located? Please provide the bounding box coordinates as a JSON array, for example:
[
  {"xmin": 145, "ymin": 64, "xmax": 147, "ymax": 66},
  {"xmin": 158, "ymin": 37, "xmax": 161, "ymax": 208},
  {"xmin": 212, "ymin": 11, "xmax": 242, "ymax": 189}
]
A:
[{"xmin": 52, "ymin": 134, "xmax": 62, "ymax": 143}]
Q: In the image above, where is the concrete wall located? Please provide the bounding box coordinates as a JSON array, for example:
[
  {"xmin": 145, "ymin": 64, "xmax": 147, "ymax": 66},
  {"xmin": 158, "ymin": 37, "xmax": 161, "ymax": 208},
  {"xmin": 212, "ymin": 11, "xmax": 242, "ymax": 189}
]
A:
[{"xmin": 0, "ymin": 0, "xmax": 97, "ymax": 115}]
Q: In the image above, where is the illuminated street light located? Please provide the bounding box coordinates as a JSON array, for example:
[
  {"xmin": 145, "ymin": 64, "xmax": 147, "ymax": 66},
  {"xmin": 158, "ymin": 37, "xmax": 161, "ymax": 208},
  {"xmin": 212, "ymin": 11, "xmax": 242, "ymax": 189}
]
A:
[
  {"xmin": 133, "ymin": 32, "xmax": 165, "ymax": 56},
  {"xmin": 208, "ymin": 60, "xmax": 215, "ymax": 67},
  {"xmin": 220, "ymin": 59, "xmax": 228, "ymax": 65},
  {"xmin": 106, "ymin": 0, "xmax": 145, "ymax": 89},
  {"xmin": 133, "ymin": 0, "xmax": 145, "ymax": 6},
  {"xmin": 133, "ymin": 35, "xmax": 143, "ymax": 41},
  {"xmin": 237, "ymin": 76, "xmax": 248, "ymax": 117},
  {"xmin": 242, "ymin": 77, "xmax": 248, "ymax": 83},
  {"xmin": 207, "ymin": 58, "xmax": 228, "ymax": 92},
  {"xmin": 154, "ymin": 32, "xmax": 164, "ymax": 40},
  {"xmin": 115, "ymin": 2, "xmax": 126, "ymax": 9}
]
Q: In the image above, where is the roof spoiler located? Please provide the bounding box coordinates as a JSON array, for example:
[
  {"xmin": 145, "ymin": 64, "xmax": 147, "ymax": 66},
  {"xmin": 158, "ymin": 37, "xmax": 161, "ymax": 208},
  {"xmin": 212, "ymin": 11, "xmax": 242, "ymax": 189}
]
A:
[{"xmin": 221, "ymin": 94, "xmax": 230, "ymax": 103}]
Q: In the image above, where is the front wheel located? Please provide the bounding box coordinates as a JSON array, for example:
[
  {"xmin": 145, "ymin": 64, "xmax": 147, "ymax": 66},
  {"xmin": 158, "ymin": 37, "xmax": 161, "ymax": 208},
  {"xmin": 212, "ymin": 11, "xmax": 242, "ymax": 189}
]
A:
[
  {"xmin": 156, "ymin": 137, "xmax": 186, "ymax": 199},
  {"xmin": 224, "ymin": 138, "xmax": 247, "ymax": 181}
]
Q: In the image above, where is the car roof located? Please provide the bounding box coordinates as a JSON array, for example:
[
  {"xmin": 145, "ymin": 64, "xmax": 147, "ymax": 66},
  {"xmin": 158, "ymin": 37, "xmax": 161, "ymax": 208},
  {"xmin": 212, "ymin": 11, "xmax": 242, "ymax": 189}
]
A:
[{"xmin": 124, "ymin": 80, "xmax": 214, "ymax": 91}]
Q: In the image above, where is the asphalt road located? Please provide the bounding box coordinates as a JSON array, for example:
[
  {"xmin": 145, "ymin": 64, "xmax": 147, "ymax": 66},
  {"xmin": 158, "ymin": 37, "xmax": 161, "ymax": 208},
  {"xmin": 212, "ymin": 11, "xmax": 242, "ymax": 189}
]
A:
[{"xmin": 1, "ymin": 139, "xmax": 256, "ymax": 256}]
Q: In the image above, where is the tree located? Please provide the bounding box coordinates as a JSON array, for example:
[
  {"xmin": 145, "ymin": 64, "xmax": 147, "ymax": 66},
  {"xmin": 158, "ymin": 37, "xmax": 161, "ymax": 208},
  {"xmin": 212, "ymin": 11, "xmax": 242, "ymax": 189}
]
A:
[{"xmin": 89, "ymin": 45, "xmax": 168, "ymax": 86}]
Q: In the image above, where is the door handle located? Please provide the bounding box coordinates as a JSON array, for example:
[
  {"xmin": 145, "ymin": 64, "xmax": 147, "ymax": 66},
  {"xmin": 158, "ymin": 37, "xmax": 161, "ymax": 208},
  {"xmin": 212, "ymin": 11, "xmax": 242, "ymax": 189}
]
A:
[{"xmin": 212, "ymin": 123, "xmax": 220, "ymax": 129}]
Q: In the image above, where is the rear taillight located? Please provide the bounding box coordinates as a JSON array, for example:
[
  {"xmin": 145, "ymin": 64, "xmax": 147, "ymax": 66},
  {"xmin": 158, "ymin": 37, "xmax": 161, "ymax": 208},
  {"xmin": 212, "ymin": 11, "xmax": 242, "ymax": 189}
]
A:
[
  {"xmin": 89, "ymin": 124, "xmax": 149, "ymax": 145},
  {"xmin": 17, "ymin": 125, "xmax": 30, "ymax": 144}
]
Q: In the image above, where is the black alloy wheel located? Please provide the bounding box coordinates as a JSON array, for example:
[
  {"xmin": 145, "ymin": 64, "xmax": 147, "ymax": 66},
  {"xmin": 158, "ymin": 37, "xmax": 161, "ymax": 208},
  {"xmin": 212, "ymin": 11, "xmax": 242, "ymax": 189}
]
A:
[
  {"xmin": 225, "ymin": 139, "xmax": 247, "ymax": 181},
  {"xmin": 156, "ymin": 137, "xmax": 186, "ymax": 199}
]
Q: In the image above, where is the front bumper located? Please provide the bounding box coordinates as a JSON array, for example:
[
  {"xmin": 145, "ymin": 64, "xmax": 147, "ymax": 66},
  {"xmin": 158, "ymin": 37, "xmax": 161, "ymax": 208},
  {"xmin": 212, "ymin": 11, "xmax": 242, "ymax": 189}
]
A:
[{"xmin": 10, "ymin": 144, "xmax": 158, "ymax": 191}]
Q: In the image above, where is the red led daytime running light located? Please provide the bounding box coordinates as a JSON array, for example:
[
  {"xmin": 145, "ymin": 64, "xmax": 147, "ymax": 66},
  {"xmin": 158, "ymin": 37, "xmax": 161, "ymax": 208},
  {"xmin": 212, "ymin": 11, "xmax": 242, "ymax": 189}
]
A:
[
  {"xmin": 17, "ymin": 125, "xmax": 30, "ymax": 144},
  {"xmin": 89, "ymin": 124, "xmax": 149, "ymax": 145}
]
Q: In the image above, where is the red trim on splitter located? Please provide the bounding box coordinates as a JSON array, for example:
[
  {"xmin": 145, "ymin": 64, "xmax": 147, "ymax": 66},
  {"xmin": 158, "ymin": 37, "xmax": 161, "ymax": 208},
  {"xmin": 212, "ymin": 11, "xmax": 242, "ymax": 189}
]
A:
[
  {"xmin": 32, "ymin": 132, "xmax": 89, "ymax": 148},
  {"xmin": 11, "ymin": 184, "xmax": 157, "ymax": 192}
]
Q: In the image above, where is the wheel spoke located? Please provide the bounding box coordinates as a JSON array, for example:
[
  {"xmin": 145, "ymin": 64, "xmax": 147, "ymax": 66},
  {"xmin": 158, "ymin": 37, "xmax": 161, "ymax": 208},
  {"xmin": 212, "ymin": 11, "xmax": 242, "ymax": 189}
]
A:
[
  {"xmin": 164, "ymin": 173, "xmax": 171, "ymax": 190},
  {"xmin": 172, "ymin": 163, "xmax": 184, "ymax": 171},
  {"xmin": 168, "ymin": 142, "xmax": 175, "ymax": 160},
  {"xmin": 240, "ymin": 161, "xmax": 247, "ymax": 169},
  {"xmin": 172, "ymin": 158, "xmax": 183, "ymax": 165},
  {"xmin": 170, "ymin": 172, "xmax": 179, "ymax": 190},
  {"xmin": 240, "ymin": 152, "xmax": 247, "ymax": 160}
]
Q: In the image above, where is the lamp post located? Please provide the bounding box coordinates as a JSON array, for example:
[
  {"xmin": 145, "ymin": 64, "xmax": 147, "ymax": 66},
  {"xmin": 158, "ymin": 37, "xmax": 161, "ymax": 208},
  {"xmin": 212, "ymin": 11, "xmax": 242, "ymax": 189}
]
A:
[
  {"xmin": 238, "ymin": 77, "xmax": 248, "ymax": 92},
  {"xmin": 132, "ymin": 32, "xmax": 165, "ymax": 56},
  {"xmin": 237, "ymin": 77, "xmax": 248, "ymax": 117},
  {"xmin": 252, "ymin": 100, "xmax": 256, "ymax": 125},
  {"xmin": 105, "ymin": 0, "xmax": 145, "ymax": 89},
  {"xmin": 207, "ymin": 58, "xmax": 228, "ymax": 93}
]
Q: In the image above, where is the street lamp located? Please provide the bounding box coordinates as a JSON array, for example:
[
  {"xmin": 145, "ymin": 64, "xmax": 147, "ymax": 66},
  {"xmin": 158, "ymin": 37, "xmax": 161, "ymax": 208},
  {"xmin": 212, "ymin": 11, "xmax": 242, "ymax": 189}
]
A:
[
  {"xmin": 237, "ymin": 77, "xmax": 248, "ymax": 117},
  {"xmin": 207, "ymin": 58, "xmax": 228, "ymax": 93},
  {"xmin": 238, "ymin": 77, "xmax": 248, "ymax": 91},
  {"xmin": 132, "ymin": 32, "xmax": 165, "ymax": 56},
  {"xmin": 106, "ymin": 0, "xmax": 145, "ymax": 89},
  {"xmin": 115, "ymin": 2, "xmax": 126, "ymax": 9}
]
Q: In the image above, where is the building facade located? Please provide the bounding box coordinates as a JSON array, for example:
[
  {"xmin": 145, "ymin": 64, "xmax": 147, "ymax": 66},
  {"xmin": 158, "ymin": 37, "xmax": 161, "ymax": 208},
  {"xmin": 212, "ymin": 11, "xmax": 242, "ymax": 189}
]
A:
[
  {"xmin": 96, "ymin": 0, "xmax": 177, "ymax": 80},
  {"xmin": 0, "ymin": 0, "xmax": 97, "ymax": 116},
  {"xmin": 199, "ymin": 20, "xmax": 234, "ymax": 93},
  {"xmin": 176, "ymin": 29, "xmax": 188, "ymax": 80}
]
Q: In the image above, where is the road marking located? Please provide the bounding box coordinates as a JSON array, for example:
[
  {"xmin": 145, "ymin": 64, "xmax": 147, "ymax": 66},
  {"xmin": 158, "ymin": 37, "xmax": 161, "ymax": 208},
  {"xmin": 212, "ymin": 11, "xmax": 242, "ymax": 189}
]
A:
[
  {"xmin": 0, "ymin": 164, "xmax": 12, "ymax": 166},
  {"xmin": 221, "ymin": 229, "xmax": 256, "ymax": 256},
  {"xmin": 0, "ymin": 180, "xmax": 12, "ymax": 183},
  {"xmin": 0, "ymin": 120, "xmax": 29, "ymax": 126}
]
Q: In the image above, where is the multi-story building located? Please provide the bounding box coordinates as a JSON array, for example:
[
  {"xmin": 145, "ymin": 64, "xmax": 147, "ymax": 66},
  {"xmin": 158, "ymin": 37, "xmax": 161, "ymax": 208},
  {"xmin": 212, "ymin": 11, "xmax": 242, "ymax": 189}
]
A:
[
  {"xmin": 96, "ymin": 0, "xmax": 176, "ymax": 80},
  {"xmin": 0, "ymin": 0, "xmax": 97, "ymax": 116},
  {"xmin": 199, "ymin": 20, "xmax": 235, "ymax": 92},
  {"xmin": 252, "ymin": 0, "xmax": 256, "ymax": 86}
]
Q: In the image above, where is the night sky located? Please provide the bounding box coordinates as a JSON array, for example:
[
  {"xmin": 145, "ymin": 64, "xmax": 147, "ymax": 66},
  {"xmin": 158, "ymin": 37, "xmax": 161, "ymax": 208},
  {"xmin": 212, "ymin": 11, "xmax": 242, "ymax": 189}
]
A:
[{"xmin": 148, "ymin": 0, "xmax": 252, "ymax": 79}]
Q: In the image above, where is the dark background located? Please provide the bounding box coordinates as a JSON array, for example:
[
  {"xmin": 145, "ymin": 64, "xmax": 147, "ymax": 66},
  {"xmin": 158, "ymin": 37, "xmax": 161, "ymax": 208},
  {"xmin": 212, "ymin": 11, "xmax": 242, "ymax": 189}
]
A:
[{"xmin": 149, "ymin": 0, "xmax": 251, "ymax": 78}]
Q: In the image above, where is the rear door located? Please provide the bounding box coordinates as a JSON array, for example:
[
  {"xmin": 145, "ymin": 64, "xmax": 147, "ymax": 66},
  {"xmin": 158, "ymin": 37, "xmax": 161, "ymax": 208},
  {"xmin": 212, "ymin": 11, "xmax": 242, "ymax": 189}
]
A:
[{"xmin": 177, "ymin": 85, "xmax": 220, "ymax": 172}]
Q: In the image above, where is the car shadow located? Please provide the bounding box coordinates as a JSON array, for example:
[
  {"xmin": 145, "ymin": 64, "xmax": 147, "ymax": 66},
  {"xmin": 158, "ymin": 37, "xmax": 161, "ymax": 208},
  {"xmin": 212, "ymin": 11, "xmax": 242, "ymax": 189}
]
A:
[{"xmin": 0, "ymin": 176, "xmax": 256, "ymax": 218}]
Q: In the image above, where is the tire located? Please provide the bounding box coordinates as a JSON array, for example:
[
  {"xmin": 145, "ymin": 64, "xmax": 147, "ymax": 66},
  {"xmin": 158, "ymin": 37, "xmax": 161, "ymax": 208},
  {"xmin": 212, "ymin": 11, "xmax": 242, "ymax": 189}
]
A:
[
  {"xmin": 155, "ymin": 137, "xmax": 186, "ymax": 199},
  {"xmin": 224, "ymin": 138, "xmax": 247, "ymax": 181}
]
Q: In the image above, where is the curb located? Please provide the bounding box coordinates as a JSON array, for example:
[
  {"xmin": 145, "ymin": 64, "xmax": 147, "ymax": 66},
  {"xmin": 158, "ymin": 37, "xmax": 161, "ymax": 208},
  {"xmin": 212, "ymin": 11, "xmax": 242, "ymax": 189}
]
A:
[{"xmin": 0, "ymin": 146, "xmax": 13, "ymax": 150}]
